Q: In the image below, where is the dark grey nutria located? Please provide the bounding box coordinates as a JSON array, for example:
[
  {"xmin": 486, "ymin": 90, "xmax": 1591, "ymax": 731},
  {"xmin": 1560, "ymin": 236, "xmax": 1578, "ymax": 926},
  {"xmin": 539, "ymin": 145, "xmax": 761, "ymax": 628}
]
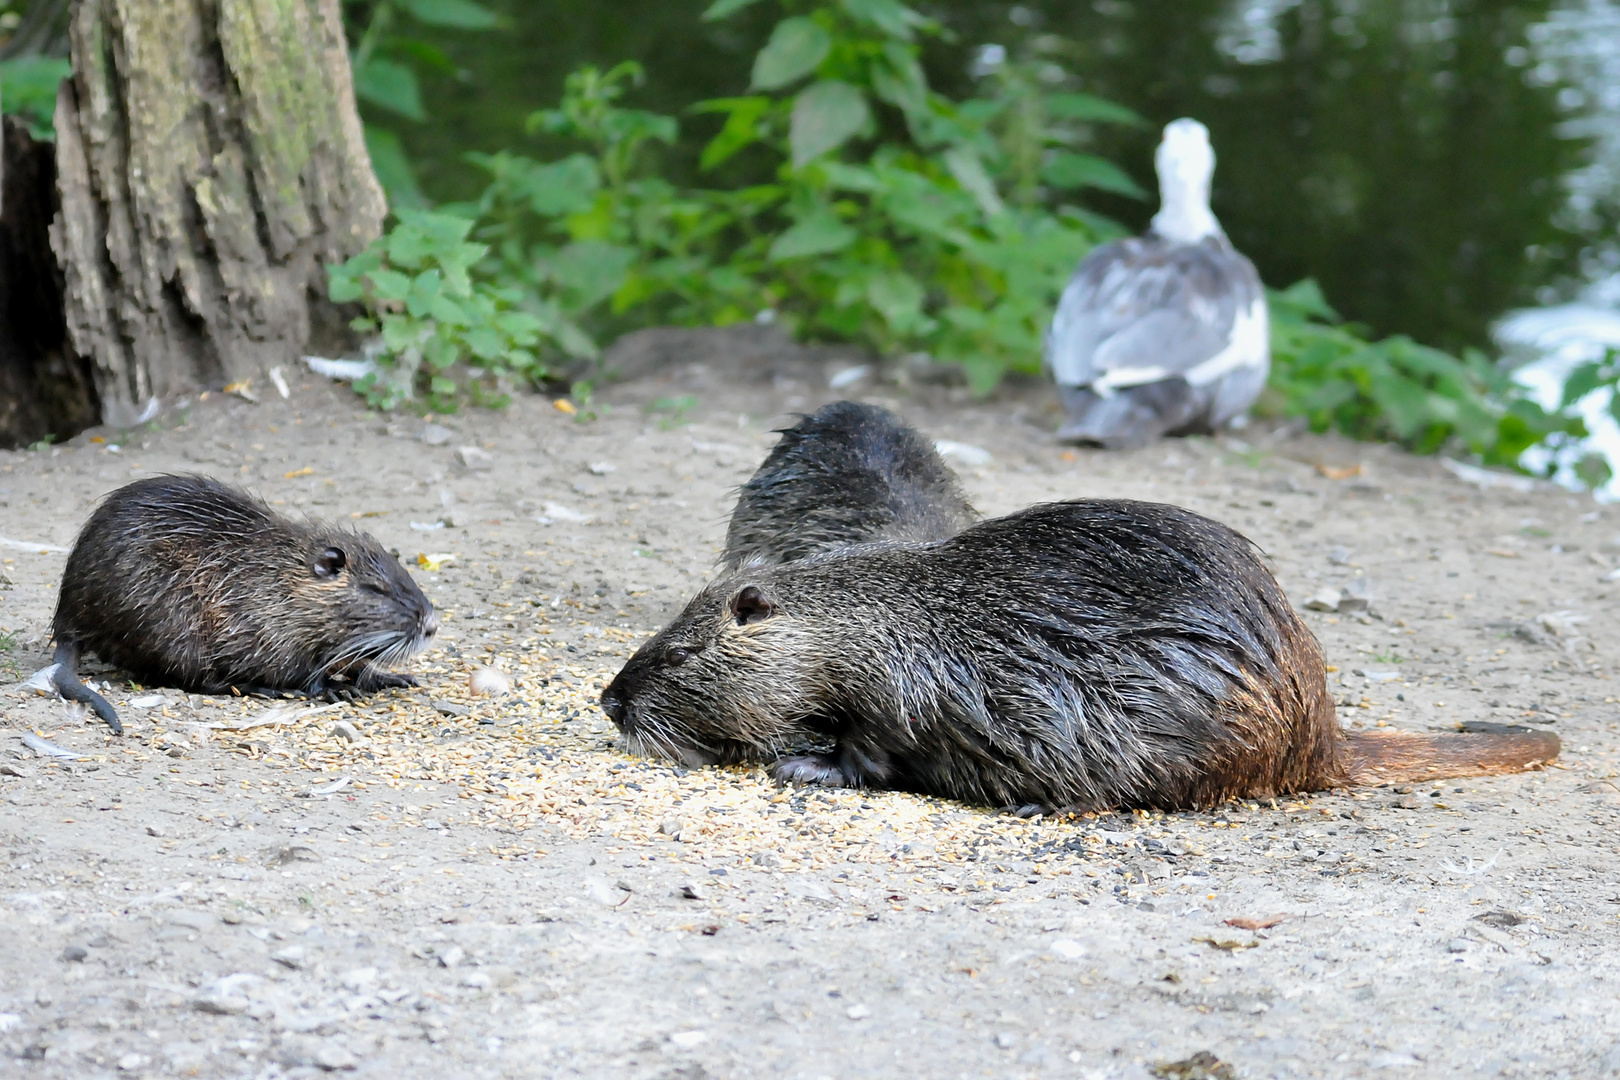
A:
[
  {"xmin": 603, "ymin": 499, "xmax": 1558, "ymax": 812},
  {"xmin": 51, "ymin": 475, "xmax": 437, "ymax": 734},
  {"xmin": 721, "ymin": 400, "xmax": 976, "ymax": 570}
]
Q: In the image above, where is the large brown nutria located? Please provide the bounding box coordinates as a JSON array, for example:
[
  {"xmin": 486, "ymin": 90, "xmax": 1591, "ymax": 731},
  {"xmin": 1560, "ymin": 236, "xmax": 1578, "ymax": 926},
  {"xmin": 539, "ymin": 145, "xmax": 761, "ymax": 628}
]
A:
[
  {"xmin": 51, "ymin": 475, "xmax": 438, "ymax": 734},
  {"xmin": 721, "ymin": 401, "xmax": 976, "ymax": 570},
  {"xmin": 603, "ymin": 499, "xmax": 1558, "ymax": 812}
]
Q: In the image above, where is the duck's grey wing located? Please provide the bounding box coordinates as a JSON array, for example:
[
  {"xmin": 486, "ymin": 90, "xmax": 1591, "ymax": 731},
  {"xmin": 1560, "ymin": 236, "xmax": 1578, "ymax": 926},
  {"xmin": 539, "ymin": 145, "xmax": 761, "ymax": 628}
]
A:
[{"xmin": 1046, "ymin": 235, "xmax": 1267, "ymax": 392}]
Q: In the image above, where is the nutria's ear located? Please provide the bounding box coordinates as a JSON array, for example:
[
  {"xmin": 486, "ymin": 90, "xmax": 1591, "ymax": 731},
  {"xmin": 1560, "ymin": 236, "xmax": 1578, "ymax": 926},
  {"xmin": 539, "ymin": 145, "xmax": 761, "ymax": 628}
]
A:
[
  {"xmin": 729, "ymin": 585, "xmax": 777, "ymax": 626},
  {"xmin": 314, "ymin": 547, "xmax": 347, "ymax": 579}
]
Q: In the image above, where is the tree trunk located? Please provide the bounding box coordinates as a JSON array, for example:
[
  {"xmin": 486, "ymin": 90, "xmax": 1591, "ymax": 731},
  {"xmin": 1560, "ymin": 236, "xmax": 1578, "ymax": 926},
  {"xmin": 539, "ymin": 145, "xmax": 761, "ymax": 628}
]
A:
[
  {"xmin": 0, "ymin": 115, "xmax": 98, "ymax": 449},
  {"xmin": 50, "ymin": 0, "xmax": 385, "ymax": 427}
]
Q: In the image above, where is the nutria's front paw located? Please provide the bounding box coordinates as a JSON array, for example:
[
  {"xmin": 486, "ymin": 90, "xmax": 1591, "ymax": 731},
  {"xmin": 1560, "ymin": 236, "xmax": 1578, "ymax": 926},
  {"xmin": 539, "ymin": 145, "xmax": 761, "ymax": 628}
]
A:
[
  {"xmin": 771, "ymin": 754, "xmax": 857, "ymax": 788},
  {"xmin": 357, "ymin": 670, "xmax": 417, "ymax": 692}
]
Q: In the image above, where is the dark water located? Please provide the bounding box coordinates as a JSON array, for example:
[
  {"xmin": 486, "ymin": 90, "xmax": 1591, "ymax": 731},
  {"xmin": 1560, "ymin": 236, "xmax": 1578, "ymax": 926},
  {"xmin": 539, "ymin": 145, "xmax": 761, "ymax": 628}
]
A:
[{"xmin": 386, "ymin": 0, "xmax": 1595, "ymax": 353}]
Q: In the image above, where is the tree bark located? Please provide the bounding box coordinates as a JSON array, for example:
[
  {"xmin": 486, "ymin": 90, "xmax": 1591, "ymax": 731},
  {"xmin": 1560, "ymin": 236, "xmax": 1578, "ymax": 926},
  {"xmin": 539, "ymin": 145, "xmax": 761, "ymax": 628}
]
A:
[
  {"xmin": 0, "ymin": 115, "xmax": 97, "ymax": 449},
  {"xmin": 50, "ymin": 0, "xmax": 385, "ymax": 426}
]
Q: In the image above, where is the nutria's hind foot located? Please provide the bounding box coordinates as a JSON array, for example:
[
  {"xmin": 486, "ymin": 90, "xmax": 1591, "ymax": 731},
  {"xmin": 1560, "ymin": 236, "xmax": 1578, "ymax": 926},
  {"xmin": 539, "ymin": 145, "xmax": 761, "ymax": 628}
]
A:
[
  {"xmin": 50, "ymin": 643, "xmax": 121, "ymax": 736},
  {"xmin": 1003, "ymin": 803, "xmax": 1053, "ymax": 819}
]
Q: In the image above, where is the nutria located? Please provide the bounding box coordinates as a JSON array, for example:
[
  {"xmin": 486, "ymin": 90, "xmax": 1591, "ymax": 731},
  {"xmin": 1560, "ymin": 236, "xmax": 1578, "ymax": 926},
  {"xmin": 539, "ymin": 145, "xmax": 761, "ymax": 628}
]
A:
[
  {"xmin": 721, "ymin": 401, "xmax": 976, "ymax": 570},
  {"xmin": 51, "ymin": 475, "xmax": 438, "ymax": 734},
  {"xmin": 602, "ymin": 499, "xmax": 1558, "ymax": 812}
]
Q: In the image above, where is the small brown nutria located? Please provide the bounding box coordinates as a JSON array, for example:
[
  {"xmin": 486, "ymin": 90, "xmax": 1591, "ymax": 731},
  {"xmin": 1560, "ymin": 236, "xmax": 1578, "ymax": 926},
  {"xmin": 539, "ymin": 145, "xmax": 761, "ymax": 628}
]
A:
[
  {"xmin": 51, "ymin": 474, "xmax": 438, "ymax": 734},
  {"xmin": 602, "ymin": 499, "xmax": 1558, "ymax": 813},
  {"xmin": 721, "ymin": 400, "xmax": 976, "ymax": 571}
]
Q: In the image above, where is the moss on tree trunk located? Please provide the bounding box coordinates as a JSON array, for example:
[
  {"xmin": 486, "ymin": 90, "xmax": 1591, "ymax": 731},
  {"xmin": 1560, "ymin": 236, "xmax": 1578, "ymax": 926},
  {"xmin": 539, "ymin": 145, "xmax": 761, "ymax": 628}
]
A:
[{"xmin": 51, "ymin": 0, "xmax": 385, "ymax": 426}]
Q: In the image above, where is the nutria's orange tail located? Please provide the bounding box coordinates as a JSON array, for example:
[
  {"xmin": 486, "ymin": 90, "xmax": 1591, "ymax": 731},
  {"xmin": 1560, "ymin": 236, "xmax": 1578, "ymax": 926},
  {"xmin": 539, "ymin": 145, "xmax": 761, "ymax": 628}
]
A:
[{"xmin": 1344, "ymin": 727, "xmax": 1559, "ymax": 784}]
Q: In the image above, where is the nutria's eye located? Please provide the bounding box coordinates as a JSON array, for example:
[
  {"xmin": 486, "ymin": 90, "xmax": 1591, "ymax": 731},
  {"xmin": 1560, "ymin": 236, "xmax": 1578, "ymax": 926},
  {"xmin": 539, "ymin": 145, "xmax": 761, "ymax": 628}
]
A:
[
  {"xmin": 666, "ymin": 648, "xmax": 691, "ymax": 667},
  {"xmin": 314, "ymin": 547, "xmax": 347, "ymax": 578}
]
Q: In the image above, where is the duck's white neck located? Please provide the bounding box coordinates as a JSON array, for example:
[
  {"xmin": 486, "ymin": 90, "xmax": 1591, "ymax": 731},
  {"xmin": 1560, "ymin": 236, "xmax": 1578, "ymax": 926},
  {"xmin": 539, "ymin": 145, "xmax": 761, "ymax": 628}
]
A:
[{"xmin": 1149, "ymin": 118, "xmax": 1223, "ymax": 245}]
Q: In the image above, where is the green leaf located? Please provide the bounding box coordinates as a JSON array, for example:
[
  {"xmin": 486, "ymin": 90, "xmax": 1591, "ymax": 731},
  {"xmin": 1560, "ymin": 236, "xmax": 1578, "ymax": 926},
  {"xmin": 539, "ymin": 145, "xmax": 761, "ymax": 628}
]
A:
[
  {"xmin": 838, "ymin": 0, "xmax": 922, "ymax": 40},
  {"xmin": 869, "ymin": 42, "xmax": 928, "ymax": 122},
  {"xmin": 867, "ymin": 272, "xmax": 931, "ymax": 334},
  {"xmin": 1041, "ymin": 152, "xmax": 1146, "ymax": 199},
  {"xmin": 752, "ymin": 18, "xmax": 832, "ymax": 91},
  {"xmin": 530, "ymin": 156, "xmax": 601, "ymax": 217},
  {"xmin": 405, "ymin": 269, "xmax": 443, "ymax": 318},
  {"xmin": 429, "ymin": 293, "xmax": 470, "ymax": 326},
  {"xmin": 430, "ymin": 376, "xmax": 458, "ymax": 395},
  {"xmin": 354, "ymin": 58, "xmax": 425, "ymax": 121},
  {"xmin": 768, "ymin": 211, "xmax": 857, "ymax": 261},
  {"xmin": 549, "ymin": 240, "xmax": 637, "ymax": 309},
  {"xmin": 1045, "ymin": 93, "xmax": 1146, "ymax": 127},
  {"xmin": 362, "ymin": 126, "xmax": 430, "ymax": 211},
  {"xmin": 790, "ymin": 81, "xmax": 870, "ymax": 168},
  {"xmin": 397, "ymin": 0, "xmax": 498, "ymax": 29},
  {"xmin": 702, "ymin": 0, "xmax": 767, "ymax": 20},
  {"xmin": 943, "ymin": 145, "xmax": 1003, "ymax": 217},
  {"xmin": 696, "ymin": 96, "xmax": 773, "ymax": 171},
  {"xmin": 368, "ymin": 269, "xmax": 413, "ymax": 302},
  {"xmin": 0, "ymin": 56, "xmax": 72, "ymax": 139}
]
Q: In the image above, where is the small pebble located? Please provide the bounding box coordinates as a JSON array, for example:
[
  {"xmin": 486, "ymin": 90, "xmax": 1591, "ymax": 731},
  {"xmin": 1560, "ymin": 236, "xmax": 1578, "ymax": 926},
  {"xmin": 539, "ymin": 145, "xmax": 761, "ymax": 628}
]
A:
[
  {"xmin": 431, "ymin": 700, "xmax": 470, "ymax": 717},
  {"xmin": 456, "ymin": 445, "xmax": 494, "ymax": 470},
  {"xmin": 145, "ymin": 824, "xmax": 165, "ymax": 838},
  {"xmin": 419, "ymin": 424, "xmax": 453, "ymax": 446},
  {"xmin": 994, "ymin": 1032, "xmax": 1017, "ymax": 1049},
  {"xmin": 1447, "ymin": 939, "xmax": 1471, "ymax": 954},
  {"xmin": 313, "ymin": 1045, "xmax": 359, "ymax": 1071},
  {"xmin": 678, "ymin": 883, "xmax": 706, "ymax": 901},
  {"xmin": 116, "ymin": 1053, "xmax": 147, "ymax": 1072},
  {"xmin": 588, "ymin": 461, "xmax": 617, "ymax": 475},
  {"xmin": 60, "ymin": 944, "xmax": 87, "ymax": 963},
  {"xmin": 1327, "ymin": 546, "xmax": 1353, "ymax": 565},
  {"xmin": 270, "ymin": 946, "xmax": 306, "ymax": 970},
  {"xmin": 668, "ymin": 1031, "xmax": 707, "ymax": 1049},
  {"xmin": 660, "ymin": 817, "xmax": 684, "ymax": 838},
  {"xmin": 469, "ymin": 668, "xmax": 512, "ymax": 697},
  {"xmin": 1305, "ymin": 587, "xmax": 1342, "ymax": 612},
  {"xmin": 437, "ymin": 945, "xmax": 466, "ymax": 969},
  {"xmin": 331, "ymin": 721, "xmax": 361, "ymax": 743},
  {"xmin": 845, "ymin": 1003, "xmax": 871, "ymax": 1020}
]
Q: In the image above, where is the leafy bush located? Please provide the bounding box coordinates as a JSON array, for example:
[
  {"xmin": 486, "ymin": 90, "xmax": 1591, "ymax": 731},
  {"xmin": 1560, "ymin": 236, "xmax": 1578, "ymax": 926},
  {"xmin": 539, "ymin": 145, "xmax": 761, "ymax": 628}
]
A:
[
  {"xmin": 329, "ymin": 210, "xmax": 572, "ymax": 411},
  {"xmin": 1264, "ymin": 280, "xmax": 1581, "ymax": 466}
]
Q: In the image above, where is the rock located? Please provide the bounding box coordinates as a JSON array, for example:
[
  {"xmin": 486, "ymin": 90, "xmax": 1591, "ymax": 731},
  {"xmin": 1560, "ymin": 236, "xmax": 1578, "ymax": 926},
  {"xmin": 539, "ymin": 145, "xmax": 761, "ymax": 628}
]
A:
[
  {"xmin": 469, "ymin": 668, "xmax": 511, "ymax": 697},
  {"xmin": 193, "ymin": 991, "xmax": 250, "ymax": 1015},
  {"xmin": 264, "ymin": 845, "xmax": 321, "ymax": 867},
  {"xmin": 1473, "ymin": 910, "xmax": 1524, "ymax": 928},
  {"xmin": 437, "ymin": 945, "xmax": 466, "ymax": 969},
  {"xmin": 1340, "ymin": 576, "xmax": 1374, "ymax": 613},
  {"xmin": 845, "ymin": 1003, "xmax": 870, "ymax": 1020},
  {"xmin": 678, "ymin": 883, "xmax": 706, "ymax": 901},
  {"xmin": 270, "ymin": 946, "xmax": 306, "ymax": 970},
  {"xmin": 459, "ymin": 971, "xmax": 492, "ymax": 990},
  {"xmin": 431, "ymin": 700, "xmax": 470, "ymax": 717},
  {"xmin": 424, "ymin": 819, "xmax": 443, "ymax": 830},
  {"xmin": 60, "ymin": 944, "xmax": 87, "ymax": 963},
  {"xmin": 994, "ymin": 1032, "xmax": 1017, "ymax": 1049},
  {"xmin": 145, "ymin": 824, "xmax": 165, "ymax": 838},
  {"xmin": 314, "ymin": 1044, "xmax": 359, "ymax": 1071},
  {"xmin": 164, "ymin": 909, "xmax": 212, "ymax": 930},
  {"xmin": 1049, "ymin": 939, "xmax": 1087, "ymax": 960},
  {"xmin": 419, "ymin": 424, "xmax": 453, "ymax": 446},
  {"xmin": 456, "ymin": 445, "xmax": 493, "ymax": 470},
  {"xmin": 116, "ymin": 1053, "xmax": 148, "ymax": 1071},
  {"xmin": 751, "ymin": 851, "xmax": 782, "ymax": 869},
  {"xmin": 1327, "ymin": 546, "xmax": 1353, "ymax": 565},
  {"xmin": 330, "ymin": 721, "xmax": 361, "ymax": 743},
  {"xmin": 1447, "ymin": 938, "xmax": 1471, "ymax": 953},
  {"xmin": 587, "ymin": 461, "xmax": 617, "ymax": 475},
  {"xmin": 659, "ymin": 817, "xmax": 684, "ymax": 839},
  {"xmin": 668, "ymin": 1031, "xmax": 707, "ymax": 1049},
  {"xmin": 1304, "ymin": 587, "xmax": 1342, "ymax": 612}
]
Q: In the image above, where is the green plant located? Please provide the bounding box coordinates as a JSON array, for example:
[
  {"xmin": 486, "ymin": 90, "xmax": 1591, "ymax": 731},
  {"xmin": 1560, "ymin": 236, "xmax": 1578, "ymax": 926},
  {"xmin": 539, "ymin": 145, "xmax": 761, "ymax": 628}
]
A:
[
  {"xmin": 345, "ymin": 0, "xmax": 499, "ymax": 209},
  {"xmin": 691, "ymin": 0, "xmax": 1124, "ymax": 391},
  {"xmin": 1263, "ymin": 280, "xmax": 1581, "ymax": 466},
  {"xmin": 329, "ymin": 210, "xmax": 571, "ymax": 411},
  {"xmin": 0, "ymin": 54, "xmax": 70, "ymax": 139}
]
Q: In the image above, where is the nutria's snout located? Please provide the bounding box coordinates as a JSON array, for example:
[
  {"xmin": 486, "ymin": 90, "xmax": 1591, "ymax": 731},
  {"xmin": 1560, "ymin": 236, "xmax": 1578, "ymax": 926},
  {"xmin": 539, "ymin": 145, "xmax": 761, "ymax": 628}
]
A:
[{"xmin": 600, "ymin": 684, "xmax": 627, "ymax": 727}]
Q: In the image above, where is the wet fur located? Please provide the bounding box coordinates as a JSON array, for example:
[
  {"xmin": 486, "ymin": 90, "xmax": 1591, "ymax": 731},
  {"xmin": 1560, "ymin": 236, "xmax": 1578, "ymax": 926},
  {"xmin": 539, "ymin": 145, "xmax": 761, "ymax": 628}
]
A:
[
  {"xmin": 722, "ymin": 401, "xmax": 976, "ymax": 570},
  {"xmin": 605, "ymin": 499, "xmax": 1558, "ymax": 812},
  {"xmin": 52, "ymin": 475, "xmax": 437, "ymax": 732}
]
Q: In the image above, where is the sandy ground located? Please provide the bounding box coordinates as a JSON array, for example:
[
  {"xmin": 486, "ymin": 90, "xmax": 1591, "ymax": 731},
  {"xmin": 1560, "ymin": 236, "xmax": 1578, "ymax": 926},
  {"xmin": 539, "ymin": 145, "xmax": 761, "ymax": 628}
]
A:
[{"xmin": 1, "ymin": 325, "xmax": 1619, "ymax": 1080}]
